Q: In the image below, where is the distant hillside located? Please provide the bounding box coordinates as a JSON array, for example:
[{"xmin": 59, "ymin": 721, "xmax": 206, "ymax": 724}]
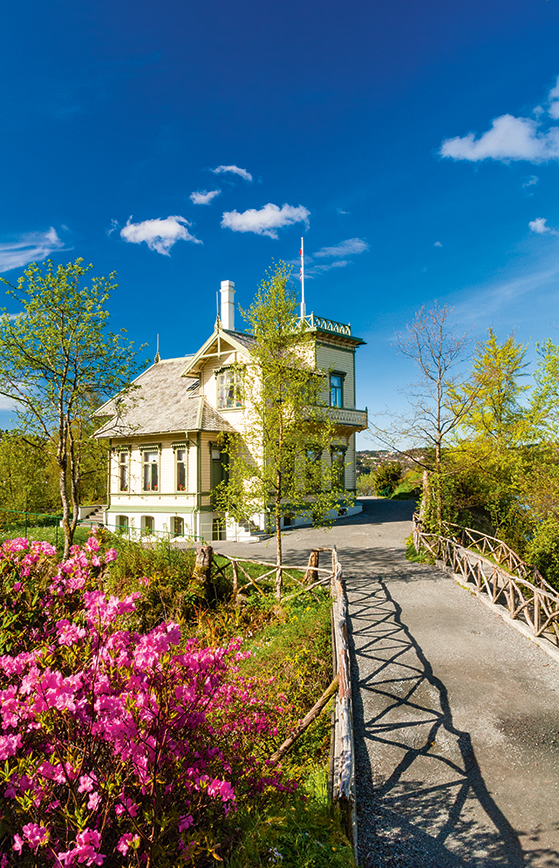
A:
[{"xmin": 356, "ymin": 448, "xmax": 427, "ymax": 476}]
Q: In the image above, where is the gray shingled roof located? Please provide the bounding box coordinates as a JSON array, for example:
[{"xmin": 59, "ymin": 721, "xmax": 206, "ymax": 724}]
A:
[
  {"xmin": 93, "ymin": 357, "xmax": 234, "ymax": 438},
  {"xmin": 222, "ymin": 329, "xmax": 256, "ymax": 350}
]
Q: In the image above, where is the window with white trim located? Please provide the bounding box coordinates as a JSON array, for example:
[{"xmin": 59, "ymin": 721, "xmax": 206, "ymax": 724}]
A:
[
  {"xmin": 115, "ymin": 515, "xmax": 129, "ymax": 534},
  {"xmin": 176, "ymin": 448, "xmax": 187, "ymax": 491},
  {"xmin": 118, "ymin": 451, "xmax": 129, "ymax": 492},
  {"xmin": 142, "ymin": 515, "xmax": 155, "ymax": 534},
  {"xmin": 172, "ymin": 516, "xmax": 185, "ymax": 536},
  {"xmin": 217, "ymin": 368, "xmax": 242, "ymax": 409}
]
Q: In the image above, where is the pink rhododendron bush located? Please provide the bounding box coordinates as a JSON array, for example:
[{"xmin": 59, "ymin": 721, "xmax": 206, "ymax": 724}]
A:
[{"xmin": 0, "ymin": 537, "xmax": 295, "ymax": 867}]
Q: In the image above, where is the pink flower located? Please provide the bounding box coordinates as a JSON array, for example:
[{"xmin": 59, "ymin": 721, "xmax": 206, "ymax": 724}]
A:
[
  {"xmin": 56, "ymin": 620, "xmax": 87, "ymax": 647},
  {"xmin": 87, "ymin": 791, "xmax": 101, "ymax": 811},
  {"xmin": 116, "ymin": 833, "xmax": 139, "ymax": 855},
  {"xmin": 0, "ymin": 733, "xmax": 22, "ymax": 760},
  {"xmin": 78, "ymin": 774, "xmax": 97, "ymax": 794},
  {"xmin": 178, "ymin": 814, "xmax": 194, "ymax": 832},
  {"xmin": 7, "ymin": 538, "xmax": 28, "ymax": 553},
  {"xmin": 104, "ymin": 548, "xmax": 117, "ymax": 563},
  {"xmin": 84, "ymin": 537, "xmax": 100, "ymax": 553},
  {"xmin": 22, "ymin": 822, "xmax": 49, "ymax": 850},
  {"xmin": 58, "ymin": 829, "xmax": 105, "ymax": 866},
  {"xmin": 13, "ymin": 834, "xmax": 23, "ymax": 853}
]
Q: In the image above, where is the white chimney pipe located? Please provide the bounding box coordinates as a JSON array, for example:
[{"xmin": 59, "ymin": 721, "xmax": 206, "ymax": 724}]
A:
[{"xmin": 220, "ymin": 280, "xmax": 235, "ymax": 331}]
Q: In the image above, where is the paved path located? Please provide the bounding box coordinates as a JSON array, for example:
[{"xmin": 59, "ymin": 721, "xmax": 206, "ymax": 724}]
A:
[{"xmin": 217, "ymin": 499, "xmax": 559, "ymax": 867}]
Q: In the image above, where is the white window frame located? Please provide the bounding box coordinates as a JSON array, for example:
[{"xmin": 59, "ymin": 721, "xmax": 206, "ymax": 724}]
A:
[
  {"xmin": 216, "ymin": 367, "xmax": 242, "ymax": 410},
  {"xmin": 139, "ymin": 445, "xmax": 160, "ymax": 492},
  {"xmin": 173, "ymin": 442, "xmax": 188, "ymax": 492}
]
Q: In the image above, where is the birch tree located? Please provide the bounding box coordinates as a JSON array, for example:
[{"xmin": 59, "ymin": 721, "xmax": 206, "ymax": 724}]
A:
[
  {"xmin": 215, "ymin": 263, "xmax": 349, "ymax": 598},
  {"xmin": 0, "ymin": 259, "xmax": 143, "ymax": 557},
  {"xmin": 391, "ymin": 303, "xmax": 475, "ymax": 527}
]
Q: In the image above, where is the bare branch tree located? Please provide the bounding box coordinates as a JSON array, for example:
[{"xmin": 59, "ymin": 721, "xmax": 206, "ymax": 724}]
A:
[{"xmin": 370, "ymin": 302, "xmax": 475, "ymax": 526}]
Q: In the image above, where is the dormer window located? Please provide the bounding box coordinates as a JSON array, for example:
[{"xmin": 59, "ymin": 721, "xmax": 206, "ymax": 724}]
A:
[
  {"xmin": 330, "ymin": 373, "xmax": 344, "ymax": 408},
  {"xmin": 217, "ymin": 368, "xmax": 242, "ymax": 409}
]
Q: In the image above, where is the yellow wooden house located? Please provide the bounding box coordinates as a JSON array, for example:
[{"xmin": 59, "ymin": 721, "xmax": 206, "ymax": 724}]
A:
[{"xmin": 94, "ymin": 280, "xmax": 367, "ymax": 541}]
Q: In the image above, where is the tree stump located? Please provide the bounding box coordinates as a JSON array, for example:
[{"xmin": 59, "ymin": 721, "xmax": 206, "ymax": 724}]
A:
[
  {"xmin": 305, "ymin": 549, "xmax": 320, "ymax": 584},
  {"xmin": 193, "ymin": 544, "xmax": 215, "ymax": 605}
]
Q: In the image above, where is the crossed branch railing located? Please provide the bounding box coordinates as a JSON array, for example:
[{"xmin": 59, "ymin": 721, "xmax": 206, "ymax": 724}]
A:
[
  {"xmin": 413, "ymin": 515, "xmax": 559, "ymax": 646},
  {"xmin": 212, "ymin": 546, "xmax": 355, "ymax": 824}
]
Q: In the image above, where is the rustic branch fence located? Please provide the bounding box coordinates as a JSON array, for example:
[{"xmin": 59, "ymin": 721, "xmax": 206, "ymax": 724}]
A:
[
  {"xmin": 330, "ymin": 545, "xmax": 357, "ymax": 849},
  {"xmin": 413, "ymin": 514, "xmax": 559, "ymax": 646},
  {"xmin": 194, "ymin": 543, "xmax": 356, "ymax": 849}
]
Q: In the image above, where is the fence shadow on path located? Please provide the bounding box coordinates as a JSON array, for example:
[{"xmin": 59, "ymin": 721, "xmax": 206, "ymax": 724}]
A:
[{"xmin": 348, "ymin": 568, "xmax": 559, "ymax": 868}]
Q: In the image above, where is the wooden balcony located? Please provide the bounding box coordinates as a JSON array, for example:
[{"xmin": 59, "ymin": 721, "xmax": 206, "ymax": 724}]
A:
[{"xmin": 326, "ymin": 406, "xmax": 368, "ymax": 432}]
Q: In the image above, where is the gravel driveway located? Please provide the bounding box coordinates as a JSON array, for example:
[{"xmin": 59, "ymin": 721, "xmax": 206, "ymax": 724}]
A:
[{"xmin": 217, "ymin": 498, "xmax": 559, "ymax": 867}]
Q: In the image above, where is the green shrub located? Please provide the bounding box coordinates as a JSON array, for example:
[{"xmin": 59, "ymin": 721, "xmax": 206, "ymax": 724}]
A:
[
  {"xmin": 374, "ymin": 461, "xmax": 403, "ymax": 495},
  {"xmin": 356, "ymin": 471, "xmax": 376, "ymax": 495},
  {"xmin": 225, "ymin": 767, "xmax": 356, "ymax": 867},
  {"xmin": 404, "ymin": 534, "xmax": 434, "ymax": 564},
  {"xmin": 525, "ymin": 518, "xmax": 559, "ymax": 590}
]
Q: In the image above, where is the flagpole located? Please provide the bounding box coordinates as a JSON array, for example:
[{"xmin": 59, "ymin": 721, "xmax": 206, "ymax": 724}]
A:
[{"xmin": 300, "ymin": 236, "xmax": 306, "ymax": 318}]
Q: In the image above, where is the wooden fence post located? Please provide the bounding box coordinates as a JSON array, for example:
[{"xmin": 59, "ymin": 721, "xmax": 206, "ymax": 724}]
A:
[
  {"xmin": 231, "ymin": 559, "xmax": 239, "ymax": 605},
  {"xmin": 305, "ymin": 549, "xmax": 320, "ymax": 584},
  {"xmin": 193, "ymin": 544, "xmax": 215, "ymax": 605}
]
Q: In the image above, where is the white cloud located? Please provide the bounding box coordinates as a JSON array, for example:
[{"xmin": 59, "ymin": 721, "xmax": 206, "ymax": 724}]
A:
[
  {"xmin": 440, "ymin": 79, "xmax": 559, "ymax": 163},
  {"xmin": 120, "ymin": 216, "xmax": 201, "ymax": 254},
  {"xmin": 307, "ymin": 260, "xmax": 350, "ymax": 276},
  {"xmin": 337, "ymin": 208, "xmax": 349, "ymax": 215},
  {"xmin": 107, "ymin": 219, "xmax": 119, "ymax": 236},
  {"xmin": 0, "ymin": 394, "xmax": 16, "ymax": 411},
  {"xmin": 440, "ymin": 114, "xmax": 559, "ymax": 163},
  {"xmin": 190, "ymin": 189, "xmax": 221, "ymax": 205},
  {"xmin": 211, "ymin": 165, "xmax": 253, "ymax": 182},
  {"xmin": 434, "ymin": 241, "xmax": 442, "ymax": 247},
  {"xmin": 314, "ymin": 238, "xmax": 368, "ymax": 258},
  {"xmin": 548, "ymin": 76, "xmax": 559, "ymax": 119},
  {"xmin": 221, "ymin": 203, "xmax": 310, "ymax": 239},
  {"xmin": 0, "ymin": 227, "xmax": 65, "ymax": 273},
  {"xmin": 529, "ymin": 217, "xmax": 557, "ymax": 235},
  {"xmin": 523, "ymin": 175, "xmax": 539, "ymax": 188}
]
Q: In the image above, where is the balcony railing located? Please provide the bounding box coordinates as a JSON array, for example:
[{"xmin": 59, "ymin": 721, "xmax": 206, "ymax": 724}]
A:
[
  {"xmin": 304, "ymin": 313, "xmax": 352, "ymax": 336},
  {"xmin": 326, "ymin": 406, "xmax": 368, "ymax": 430}
]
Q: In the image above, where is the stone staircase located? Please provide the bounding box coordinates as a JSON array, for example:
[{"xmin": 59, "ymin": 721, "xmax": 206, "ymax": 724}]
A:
[{"xmin": 79, "ymin": 505, "xmax": 107, "ymax": 526}]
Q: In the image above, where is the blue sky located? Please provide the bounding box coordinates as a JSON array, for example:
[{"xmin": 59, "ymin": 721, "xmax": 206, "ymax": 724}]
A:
[{"xmin": 2, "ymin": 0, "xmax": 559, "ymax": 445}]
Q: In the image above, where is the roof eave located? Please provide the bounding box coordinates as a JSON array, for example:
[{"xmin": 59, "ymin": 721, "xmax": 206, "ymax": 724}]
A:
[{"xmin": 180, "ymin": 326, "xmax": 253, "ymax": 377}]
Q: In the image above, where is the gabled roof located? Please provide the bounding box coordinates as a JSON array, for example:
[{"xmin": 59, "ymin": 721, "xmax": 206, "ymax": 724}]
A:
[
  {"xmin": 222, "ymin": 329, "xmax": 256, "ymax": 351},
  {"xmin": 180, "ymin": 323, "xmax": 255, "ymax": 377},
  {"xmin": 93, "ymin": 356, "xmax": 234, "ymax": 438}
]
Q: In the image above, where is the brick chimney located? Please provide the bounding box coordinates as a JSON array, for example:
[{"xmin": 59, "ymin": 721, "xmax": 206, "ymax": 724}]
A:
[{"xmin": 220, "ymin": 280, "xmax": 235, "ymax": 331}]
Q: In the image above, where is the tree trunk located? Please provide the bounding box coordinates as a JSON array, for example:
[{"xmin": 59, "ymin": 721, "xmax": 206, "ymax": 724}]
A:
[
  {"xmin": 193, "ymin": 544, "xmax": 215, "ymax": 605},
  {"xmin": 68, "ymin": 425, "xmax": 80, "ymax": 553},
  {"xmin": 419, "ymin": 470, "xmax": 429, "ymax": 523},
  {"xmin": 275, "ymin": 511, "xmax": 283, "ymax": 600},
  {"xmin": 58, "ymin": 450, "xmax": 73, "ymax": 561},
  {"xmin": 305, "ymin": 549, "xmax": 320, "ymax": 584},
  {"xmin": 435, "ymin": 438, "xmax": 442, "ymax": 530}
]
